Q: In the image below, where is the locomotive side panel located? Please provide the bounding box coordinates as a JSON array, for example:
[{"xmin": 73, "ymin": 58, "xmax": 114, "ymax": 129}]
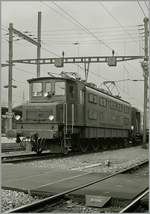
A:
[{"xmin": 83, "ymin": 86, "xmax": 131, "ymax": 139}]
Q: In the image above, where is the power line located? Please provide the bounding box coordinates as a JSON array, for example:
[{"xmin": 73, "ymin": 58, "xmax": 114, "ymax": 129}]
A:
[
  {"xmin": 14, "ymin": 67, "xmax": 35, "ymax": 76},
  {"xmin": 36, "ymin": 28, "xmax": 140, "ymax": 37},
  {"xmin": 31, "ymin": 24, "xmax": 141, "ymax": 34},
  {"xmin": 98, "ymin": 2, "xmax": 143, "ymax": 76},
  {"xmin": 42, "ymin": 36, "xmax": 141, "ymax": 42},
  {"xmin": 2, "ymin": 8, "xmax": 144, "ymax": 79},
  {"xmin": 98, "ymin": 2, "xmax": 136, "ymax": 43},
  {"xmin": 12, "ymin": 78, "xmax": 27, "ymax": 84},
  {"xmin": 52, "ymin": 2, "xmax": 113, "ymax": 51},
  {"xmin": 2, "ymin": 26, "xmax": 84, "ymax": 73},
  {"xmin": 41, "ymin": 45, "xmax": 60, "ymax": 57},
  {"xmin": 116, "ymin": 83, "xmax": 141, "ymax": 107},
  {"xmin": 144, "ymin": 0, "xmax": 149, "ymax": 10},
  {"xmin": 90, "ymin": 70, "xmax": 109, "ymax": 82},
  {"xmin": 137, "ymin": 0, "xmax": 147, "ymax": 17},
  {"xmin": 43, "ymin": 1, "xmax": 113, "ymax": 51},
  {"xmin": 43, "ymin": 40, "xmax": 142, "ymax": 47},
  {"xmin": 2, "ymin": 24, "xmax": 59, "ymax": 58},
  {"xmin": 40, "ymin": 33, "xmax": 140, "ymax": 40}
]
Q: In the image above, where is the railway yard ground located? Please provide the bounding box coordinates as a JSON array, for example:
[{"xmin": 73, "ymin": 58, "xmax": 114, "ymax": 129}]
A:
[{"xmin": 1, "ymin": 142, "xmax": 149, "ymax": 213}]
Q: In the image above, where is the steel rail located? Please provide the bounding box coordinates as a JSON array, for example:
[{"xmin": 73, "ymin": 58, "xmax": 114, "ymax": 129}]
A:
[
  {"xmin": 2, "ymin": 144, "xmax": 143, "ymax": 163},
  {"xmin": 4, "ymin": 159, "xmax": 148, "ymax": 213},
  {"xmin": 2, "ymin": 152, "xmax": 63, "ymax": 163},
  {"xmin": 2, "ymin": 150, "xmax": 92, "ymax": 163},
  {"xmin": 1, "ymin": 145, "xmax": 145, "ymax": 164},
  {"xmin": 119, "ymin": 188, "xmax": 149, "ymax": 213}
]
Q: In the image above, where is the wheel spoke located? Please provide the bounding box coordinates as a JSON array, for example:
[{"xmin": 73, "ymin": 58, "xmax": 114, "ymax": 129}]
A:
[
  {"xmin": 91, "ymin": 141, "xmax": 100, "ymax": 152},
  {"xmin": 79, "ymin": 140, "xmax": 89, "ymax": 153}
]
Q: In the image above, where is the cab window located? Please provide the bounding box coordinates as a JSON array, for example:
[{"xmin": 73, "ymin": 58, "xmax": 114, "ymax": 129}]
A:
[
  {"xmin": 45, "ymin": 82, "xmax": 52, "ymax": 93},
  {"xmin": 32, "ymin": 82, "xmax": 42, "ymax": 96},
  {"xmin": 55, "ymin": 82, "xmax": 65, "ymax": 95}
]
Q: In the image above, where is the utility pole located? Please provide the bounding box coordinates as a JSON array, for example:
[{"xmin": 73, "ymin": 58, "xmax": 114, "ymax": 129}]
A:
[
  {"xmin": 142, "ymin": 17, "xmax": 149, "ymax": 148},
  {"xmin": 37, "ymin": 11, "xmax": 41, "ymax": 78},
  {"xmin": 5, "ymin": 14, "xmax": 41, "ymax": 132},
  {"xmin": 8, "ymin": 23, "xmax": 13, "ymax": 130}
]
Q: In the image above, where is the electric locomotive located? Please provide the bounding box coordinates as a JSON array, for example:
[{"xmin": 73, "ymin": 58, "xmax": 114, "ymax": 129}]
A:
[{"xmin": 13, "ymin": 74, "xmax": 141, "ymax": 154}]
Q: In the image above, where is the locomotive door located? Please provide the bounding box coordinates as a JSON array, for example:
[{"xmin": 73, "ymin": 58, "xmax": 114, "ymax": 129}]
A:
[
  {"xmin": 66, "ymin": 83, "xmax": 77, "ymax": 132},
  {"xmin": 79, "ymin": 89, "xmax": 85, "ymax": 125}
]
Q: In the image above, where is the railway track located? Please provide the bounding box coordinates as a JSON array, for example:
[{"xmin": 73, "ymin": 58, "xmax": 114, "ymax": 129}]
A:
[
  {"xmin": 2, "ymin": 143, "xmax": 25, "ymax": 153},
  {"xmin": 1, "ymin": 152, "xmax": 64, "ymax": 164},
  {"xmin": 119, "ymin": 188, "xmax": 149, "ymax": 213},
  {"xmin": 2, "ymin": 144, "xmax": 142, "ymax": 164},
  {"xmin": 4, "ymin": 159, "xmax": 148, "ymax": 213},
  {"xmin": 2, "ymin": 150, "xmax": 95, "ymax": 163}
]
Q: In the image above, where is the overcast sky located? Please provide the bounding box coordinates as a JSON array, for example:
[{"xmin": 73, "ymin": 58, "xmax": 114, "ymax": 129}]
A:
[{"xmin": 1, "ymin": 1, "xmax": 149, "ymax": 111}]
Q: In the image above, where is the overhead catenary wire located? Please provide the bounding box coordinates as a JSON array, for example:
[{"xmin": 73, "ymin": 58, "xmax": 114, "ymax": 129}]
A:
[
  {"xmin": 41, "ymin": 0, "xmax": 144, "ymax": 88},
  {"xmin": 116, "ymin": 83, "xmax": 142, "ymax": 107},
  {"xmin": 2, "ymin": 20, "xmax": 84, "ymax": 72},
  {"xmin": 35, "ymin": 28, "xmax": 140, "ymax": 37},
  {"xmin": 2, "ymin": 30, "xmax": 140, "ymax": 90},
  {"xmin": 137, "ymin": 0, "xmax": 147, "ymax": 17},
  {"xmin": 98, "ymin": 1, "xmax": 144, "ymax": 78},
  {"xmin": 98, "ymin": 2, "xmax": 137, "ymax": 43},
  {"xmin": 42, "ymin": 1, "xmax": 114, "ymax": 51},
  {"xmin": 41, "ymin": 37, "xmax": 142, "ymax": 43},
  {"xmin": 40, "ymin": 33, "xmax": 141, "ymax": 40},
  {"xmin": 31, "ymin": 24, "xmax": 142, "ymax": 34},
  {"xmin": 2, "ymin": 18, "xmax": 142, "ymax": 55},
  {"xmin": 1, "ymin": 25, "xmax": 61, "ymax": 58},
  {"xmin": 14, "ymin": 67, "xmax": 35, "ymax": 76},
  {"xmin": 2, "ymin": 4, "xmax": 144, "ymax": 107},
  {"xmin": 144, "ymin": 0, "xmax": 149, "ymax": 10},
  {"xmin": 12, "ymin": 78, "xmax": 27, "ymax": 84}
]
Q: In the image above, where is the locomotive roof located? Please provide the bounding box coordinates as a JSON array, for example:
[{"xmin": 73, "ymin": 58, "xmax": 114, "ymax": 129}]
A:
[
  {"xmin": 27, "ymin": 77, "xmax": 130, "ymax": 105},
  {"xmin": 27, "ymin": 76, "xmax": 76, "ymax": 83},
  {"xmin": 86, "ymin": 86, "xmax": 130, "ymax": 105}
]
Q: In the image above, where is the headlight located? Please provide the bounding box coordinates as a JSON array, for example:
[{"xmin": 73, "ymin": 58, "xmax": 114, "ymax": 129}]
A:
[
  {"xmin": 131, "ymin": 125, "xmax": 134, "ymax": 130},
  {"xmin": 15, "ymin": 115, "xmax": 21, "ymax": 120},
  {"xmin": 49, "ymin": 115, "xmax": 54, "ymax": 121},
  {"xmin": 44, "ymin": 92, "xmax": 48, "ymax": 97}
]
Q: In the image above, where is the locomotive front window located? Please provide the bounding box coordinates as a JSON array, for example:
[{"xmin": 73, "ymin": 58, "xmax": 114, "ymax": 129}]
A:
[
  {"xmin": 32, "ymin": 82, "xmax": 42, "ymax": 96},
  {"xmin": 45, "ymin": 82, "xmax": 52, "ymax": 93},
  {"xmin": 55, "ymin": 82, "xmax": 65, "ymax": 95}
]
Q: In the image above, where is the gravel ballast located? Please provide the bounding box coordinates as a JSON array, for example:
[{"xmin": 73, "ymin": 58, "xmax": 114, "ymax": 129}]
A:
[
  {"xmin": 1, "ymin": 190, "xmax": 44, "ymax": 213},
  {"xmin": 17, "ymin": 146, "xmax": 148, "ymax": 174}
]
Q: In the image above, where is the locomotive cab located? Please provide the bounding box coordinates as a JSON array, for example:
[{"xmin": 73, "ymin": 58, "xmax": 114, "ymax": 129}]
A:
[{"xmin": 15, "ymin": 76, "xmax": 81, "ymax": 154}]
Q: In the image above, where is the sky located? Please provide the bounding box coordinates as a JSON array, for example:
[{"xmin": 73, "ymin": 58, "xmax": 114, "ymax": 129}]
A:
[{"xmin": 1, "ymin": 1, "xmax": 149, "ymax": 111}]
